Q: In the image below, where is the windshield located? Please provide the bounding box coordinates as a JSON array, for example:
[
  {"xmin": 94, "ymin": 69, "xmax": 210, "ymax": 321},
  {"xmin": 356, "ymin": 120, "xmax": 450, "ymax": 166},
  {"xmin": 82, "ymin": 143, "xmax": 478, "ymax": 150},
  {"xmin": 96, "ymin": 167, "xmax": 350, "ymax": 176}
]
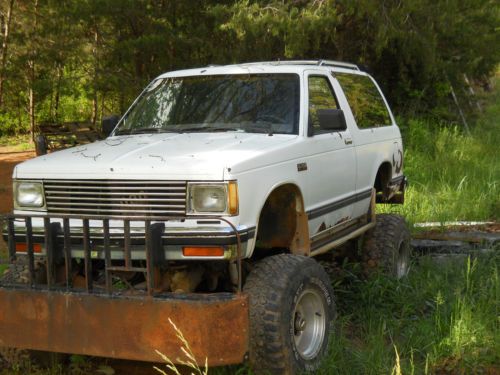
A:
[{"xmin": 114, "ymin": 74, "xmax": 300, "ymax": 135}]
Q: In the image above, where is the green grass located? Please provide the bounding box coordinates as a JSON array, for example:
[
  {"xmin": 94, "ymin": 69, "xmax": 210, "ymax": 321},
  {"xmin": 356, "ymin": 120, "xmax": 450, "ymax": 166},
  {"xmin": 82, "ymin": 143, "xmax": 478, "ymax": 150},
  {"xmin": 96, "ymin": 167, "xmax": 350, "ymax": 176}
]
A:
[
  {"xmin": 379, "ymin": 82, "xmax": 500, "ymax": 225},
  {"xmin": 317, "ymin": 253, "xmax": 499, "ymax": 374},
  {"xmin": 0, "ymin": 134, "xmax": 33, "ymax": 152}
]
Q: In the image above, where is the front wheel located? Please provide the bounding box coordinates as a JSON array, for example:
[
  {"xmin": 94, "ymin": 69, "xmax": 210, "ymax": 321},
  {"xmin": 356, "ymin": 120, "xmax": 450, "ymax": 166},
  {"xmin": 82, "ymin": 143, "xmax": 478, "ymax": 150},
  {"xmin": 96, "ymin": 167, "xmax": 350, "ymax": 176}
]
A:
[{"xmin": 244, "ymin": 254, "xmax": 335, "ymax": 374}]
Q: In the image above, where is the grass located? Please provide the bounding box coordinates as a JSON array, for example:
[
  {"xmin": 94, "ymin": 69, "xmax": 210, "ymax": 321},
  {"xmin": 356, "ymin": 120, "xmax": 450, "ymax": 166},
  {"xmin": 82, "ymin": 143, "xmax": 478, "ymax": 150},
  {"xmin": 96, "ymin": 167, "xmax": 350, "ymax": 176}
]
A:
[
  {"xmin": 155, "ymin": 318, "xmax": 208, "ymax": 375},
  {"xmin": 318, "ymin": 253, "xmax": 499, "ymax": 374},
  {"xmin": 0, "ymin": 134, "xmax": 34, "ymax": 152},
  {"xmin": 379, "ymin": 79, "xmax": 500, "ymax": 226}
]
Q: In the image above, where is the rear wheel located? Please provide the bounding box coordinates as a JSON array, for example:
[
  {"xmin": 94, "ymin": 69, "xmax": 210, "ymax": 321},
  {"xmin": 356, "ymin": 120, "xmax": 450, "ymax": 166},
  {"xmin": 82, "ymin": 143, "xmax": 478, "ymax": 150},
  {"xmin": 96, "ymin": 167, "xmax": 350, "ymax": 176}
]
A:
[
  {"xmin": 362, "ymin": 213, "xmax": 411, "ymax": 278},
  {"xmin": 244, "ymin": 254, "xmax": 335, "ymax": 374}
]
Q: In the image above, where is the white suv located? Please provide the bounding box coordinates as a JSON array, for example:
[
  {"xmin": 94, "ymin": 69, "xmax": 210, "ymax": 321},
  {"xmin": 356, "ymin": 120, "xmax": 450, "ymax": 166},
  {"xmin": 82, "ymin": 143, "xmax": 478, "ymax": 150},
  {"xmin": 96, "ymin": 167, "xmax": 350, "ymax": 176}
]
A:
[{"xmin": 4, "ymin": 60, "xmax": 409, "ymax": 374}]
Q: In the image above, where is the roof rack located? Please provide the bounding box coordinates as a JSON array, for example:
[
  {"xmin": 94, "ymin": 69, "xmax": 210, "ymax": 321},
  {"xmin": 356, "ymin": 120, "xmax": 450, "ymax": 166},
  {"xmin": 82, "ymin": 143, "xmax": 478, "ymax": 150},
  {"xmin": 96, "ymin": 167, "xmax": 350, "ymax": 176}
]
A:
[
  {"xmin": 208, "ymin": 60, "xmax": 361, "ymax": 71},
  {"xmin": 258, "ymin": 60, "xmax": 360, "ymax": 71},
  {"xmin": 317, "ymin": 60, "xmax": 360, "ymax": 70}
]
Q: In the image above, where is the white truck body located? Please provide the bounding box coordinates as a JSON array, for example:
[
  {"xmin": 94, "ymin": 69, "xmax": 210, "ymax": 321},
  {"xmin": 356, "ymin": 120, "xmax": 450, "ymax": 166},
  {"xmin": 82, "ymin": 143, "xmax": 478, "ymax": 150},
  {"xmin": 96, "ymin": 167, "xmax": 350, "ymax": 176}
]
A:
[{"xmin": 11, "ymin": 61, "xmax": 405, "ymax": 260}]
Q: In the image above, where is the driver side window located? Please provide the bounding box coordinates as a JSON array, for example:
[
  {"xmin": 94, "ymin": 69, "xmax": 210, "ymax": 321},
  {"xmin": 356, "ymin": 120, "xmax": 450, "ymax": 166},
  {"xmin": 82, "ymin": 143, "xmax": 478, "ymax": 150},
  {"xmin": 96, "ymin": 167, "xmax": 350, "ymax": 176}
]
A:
[{"xmin": 308, "ymin": 76, "xmax": 339, "ymax": 135}]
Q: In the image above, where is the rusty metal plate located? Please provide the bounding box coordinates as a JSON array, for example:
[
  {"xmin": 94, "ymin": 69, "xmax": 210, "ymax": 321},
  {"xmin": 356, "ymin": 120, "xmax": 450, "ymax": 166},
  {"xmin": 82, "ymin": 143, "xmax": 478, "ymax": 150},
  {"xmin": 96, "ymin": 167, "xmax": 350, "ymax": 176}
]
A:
[{"xmin": 0, "ymin": 288, "xmax": 249, "ymax": 366}]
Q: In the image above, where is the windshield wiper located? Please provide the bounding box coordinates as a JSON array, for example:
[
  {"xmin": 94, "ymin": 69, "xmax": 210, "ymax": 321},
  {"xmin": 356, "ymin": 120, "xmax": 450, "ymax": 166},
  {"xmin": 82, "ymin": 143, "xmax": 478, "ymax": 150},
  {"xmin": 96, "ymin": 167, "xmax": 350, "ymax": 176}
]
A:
[
  {"xmin": 114, "ymin": 127, "xmax": 176, "ymax": 135},
  {"xmin": 179, "ymin": 127, "xmax": 241, "ymax": 133},
  {"xmin": 129, "ymin": 127, "xmax": 177, "ymax": 134}
]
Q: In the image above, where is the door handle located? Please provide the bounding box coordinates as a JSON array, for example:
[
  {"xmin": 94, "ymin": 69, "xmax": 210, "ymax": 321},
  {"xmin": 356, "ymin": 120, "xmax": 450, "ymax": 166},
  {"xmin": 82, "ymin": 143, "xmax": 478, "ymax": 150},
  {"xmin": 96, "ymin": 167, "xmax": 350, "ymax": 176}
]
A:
[{"xmin": 344, "ymin": 138, "xmax": 353, "ymax": 145}]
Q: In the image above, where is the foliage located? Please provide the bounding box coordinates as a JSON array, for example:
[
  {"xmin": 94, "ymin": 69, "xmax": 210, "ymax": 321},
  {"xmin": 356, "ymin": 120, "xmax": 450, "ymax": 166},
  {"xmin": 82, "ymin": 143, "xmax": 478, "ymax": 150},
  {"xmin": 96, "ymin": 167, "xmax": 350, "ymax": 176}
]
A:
[{"xmin": 0, "ymin": 0, "xmax": 498, "ymax": 136}]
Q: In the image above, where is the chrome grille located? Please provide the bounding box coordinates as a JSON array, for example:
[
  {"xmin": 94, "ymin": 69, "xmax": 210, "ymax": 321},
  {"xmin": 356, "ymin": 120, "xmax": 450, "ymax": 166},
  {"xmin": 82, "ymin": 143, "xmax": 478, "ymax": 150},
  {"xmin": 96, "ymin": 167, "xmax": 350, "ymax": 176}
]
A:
[{"xmin": 44, "ymin": 180, "xmax": 186, "ymax": 217}]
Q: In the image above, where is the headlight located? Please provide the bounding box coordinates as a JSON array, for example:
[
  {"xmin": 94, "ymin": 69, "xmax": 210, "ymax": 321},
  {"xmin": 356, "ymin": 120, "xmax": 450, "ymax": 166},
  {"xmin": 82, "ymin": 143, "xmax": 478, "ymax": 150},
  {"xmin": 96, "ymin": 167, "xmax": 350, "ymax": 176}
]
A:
[
  {"xmin": 187, "ymin": 182, "xmax": 238, "ymax": 215},
  {"xmin": 14, "ymin": 181, "xmax": 45, "ymax": 209}
]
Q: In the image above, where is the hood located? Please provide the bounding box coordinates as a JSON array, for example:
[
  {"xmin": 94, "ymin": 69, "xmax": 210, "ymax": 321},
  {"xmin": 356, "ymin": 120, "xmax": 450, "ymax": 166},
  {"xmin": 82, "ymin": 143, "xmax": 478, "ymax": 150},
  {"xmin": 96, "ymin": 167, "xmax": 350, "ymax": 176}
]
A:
[{"xmin": 15, "ymin": 132, "xmax": 298, "ymax": 180}]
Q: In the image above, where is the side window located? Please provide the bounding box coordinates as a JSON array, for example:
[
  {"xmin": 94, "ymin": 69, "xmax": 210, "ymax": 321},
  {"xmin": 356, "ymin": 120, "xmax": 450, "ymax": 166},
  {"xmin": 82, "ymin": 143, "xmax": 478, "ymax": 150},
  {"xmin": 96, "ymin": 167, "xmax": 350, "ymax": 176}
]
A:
[
  {"xmin": 308, "ymin": 76, "xmax": 339, "ymax": 135},
  {"xmin": 336, "ymin": 73, "xmax": 392, "ymax": 128}
]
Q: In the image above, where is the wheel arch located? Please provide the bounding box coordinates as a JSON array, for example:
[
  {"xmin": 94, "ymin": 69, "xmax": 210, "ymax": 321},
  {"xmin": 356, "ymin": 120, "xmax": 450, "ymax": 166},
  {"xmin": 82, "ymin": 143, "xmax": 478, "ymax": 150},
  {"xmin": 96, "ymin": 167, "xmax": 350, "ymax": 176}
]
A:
[
  {"xmin": 249, "ymin": 182, "xmax": 310, "ymax": 258},
  {"xmin": 373, "ymin": 161, "xmax": 393, "ymax": 200}
]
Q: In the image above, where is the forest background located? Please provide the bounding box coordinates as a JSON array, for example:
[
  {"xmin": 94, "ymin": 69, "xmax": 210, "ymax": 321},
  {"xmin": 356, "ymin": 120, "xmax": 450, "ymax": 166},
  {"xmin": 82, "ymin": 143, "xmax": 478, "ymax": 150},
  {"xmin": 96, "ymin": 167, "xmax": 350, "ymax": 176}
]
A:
[{"xmin": 0, "ymin": 0, "xmax": 498, "ymax": 138}]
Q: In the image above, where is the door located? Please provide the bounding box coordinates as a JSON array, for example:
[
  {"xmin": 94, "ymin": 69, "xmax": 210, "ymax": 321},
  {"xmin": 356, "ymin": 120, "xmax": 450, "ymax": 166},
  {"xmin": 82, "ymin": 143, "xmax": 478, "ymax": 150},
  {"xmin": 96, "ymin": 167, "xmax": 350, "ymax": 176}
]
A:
[{"xmin": 302, "ymin": 71, "xmax": 357, "ymax": 238}]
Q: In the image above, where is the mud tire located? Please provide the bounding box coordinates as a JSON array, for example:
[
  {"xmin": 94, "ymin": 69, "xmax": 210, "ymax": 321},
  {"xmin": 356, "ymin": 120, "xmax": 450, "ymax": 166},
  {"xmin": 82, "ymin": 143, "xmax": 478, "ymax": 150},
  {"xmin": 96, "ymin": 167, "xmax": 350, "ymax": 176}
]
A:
[
  {"xmin": 244, "ymin": 254, "xmax": 335, "ymax": 374},
  {"xmin": 362, "ymin": 213, "xmax": 411, "ymax": 278}
]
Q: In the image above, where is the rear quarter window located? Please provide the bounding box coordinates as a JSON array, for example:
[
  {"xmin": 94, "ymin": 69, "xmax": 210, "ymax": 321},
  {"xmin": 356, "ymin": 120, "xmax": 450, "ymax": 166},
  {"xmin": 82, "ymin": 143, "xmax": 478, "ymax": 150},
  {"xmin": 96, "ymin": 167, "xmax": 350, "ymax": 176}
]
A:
[{"xmin": 336, "ymin": 73, "xmax": 392, "ymax": 129}]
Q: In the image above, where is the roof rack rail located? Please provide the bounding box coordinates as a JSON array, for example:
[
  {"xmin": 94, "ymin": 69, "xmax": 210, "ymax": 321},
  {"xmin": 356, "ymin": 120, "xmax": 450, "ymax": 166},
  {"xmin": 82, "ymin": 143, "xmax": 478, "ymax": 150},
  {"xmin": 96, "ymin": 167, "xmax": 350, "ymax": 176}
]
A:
[
  {"xmin": 317, "ymin": 60, "xmax": 360, "ymax": 70},
  {"xmin": 260, "ymin": 60, "xmax": 360, "ymax": 71}
]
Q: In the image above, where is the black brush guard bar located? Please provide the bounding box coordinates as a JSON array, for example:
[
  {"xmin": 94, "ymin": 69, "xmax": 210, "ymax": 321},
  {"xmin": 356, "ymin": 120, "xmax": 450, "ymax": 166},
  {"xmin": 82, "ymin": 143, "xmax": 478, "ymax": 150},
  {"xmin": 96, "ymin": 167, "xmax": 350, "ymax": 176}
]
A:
[{"xmin": 3, "ymin": 214, "xmax": 244, "ymax": 294}]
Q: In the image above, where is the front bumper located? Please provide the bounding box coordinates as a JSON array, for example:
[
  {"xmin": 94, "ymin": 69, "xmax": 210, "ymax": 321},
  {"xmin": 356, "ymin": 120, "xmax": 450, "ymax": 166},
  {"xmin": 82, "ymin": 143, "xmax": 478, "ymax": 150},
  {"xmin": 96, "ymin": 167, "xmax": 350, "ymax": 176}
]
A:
[
  {"xmin": 0, "ymin": 287, "xmax": 249, "ymax": 365},
  {"xmin": 3, "ymin": 216, "xmax": 255, "ymax": 261}
]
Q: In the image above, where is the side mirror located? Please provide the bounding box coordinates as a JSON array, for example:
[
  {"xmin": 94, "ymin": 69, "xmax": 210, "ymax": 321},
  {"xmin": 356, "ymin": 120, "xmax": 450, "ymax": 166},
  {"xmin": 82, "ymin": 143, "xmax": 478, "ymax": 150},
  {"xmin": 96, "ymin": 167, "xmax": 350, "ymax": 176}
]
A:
[
  {"xmin": 317, "ymin": 109, "xmax": 347, "ymax": 131},
  {"xmin": 101, "ymin": 115, "xmax": 120, "ymax": 137}
]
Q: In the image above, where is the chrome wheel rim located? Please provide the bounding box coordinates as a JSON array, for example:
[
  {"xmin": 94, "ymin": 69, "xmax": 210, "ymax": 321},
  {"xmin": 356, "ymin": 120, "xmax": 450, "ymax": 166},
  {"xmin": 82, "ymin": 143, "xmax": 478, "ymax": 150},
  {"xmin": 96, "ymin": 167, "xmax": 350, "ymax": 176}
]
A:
[{"xmin": 292, "ymin": 289, "xmax": 326, "ymax": 360}]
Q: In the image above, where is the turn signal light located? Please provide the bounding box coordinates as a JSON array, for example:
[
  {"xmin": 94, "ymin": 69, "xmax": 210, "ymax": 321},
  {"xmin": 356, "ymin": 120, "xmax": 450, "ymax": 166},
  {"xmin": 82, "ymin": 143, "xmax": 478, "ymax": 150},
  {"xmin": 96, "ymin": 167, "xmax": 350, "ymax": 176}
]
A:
[
  {"xmin": 183, "ymin": 246, "xmax": 224, "ymax": 257},
  {"xmin": 228, "ymin": 181, "xmax": 239, "ymax": 215},
  {"xmin": 15, "ymin": 243, "xmax": 42, "ymax": 253}
]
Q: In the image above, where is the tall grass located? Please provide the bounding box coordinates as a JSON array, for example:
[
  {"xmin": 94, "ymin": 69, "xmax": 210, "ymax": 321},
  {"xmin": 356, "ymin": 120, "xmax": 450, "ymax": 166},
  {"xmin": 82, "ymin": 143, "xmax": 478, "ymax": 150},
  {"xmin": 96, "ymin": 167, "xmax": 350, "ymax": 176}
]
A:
[
  {"xmin": 318, "ymin": 253, "xmax": 499, "ymax": 374},
  {"xmin": 380, "ymin": 82, "xmax": 500, "ymax": 225}
]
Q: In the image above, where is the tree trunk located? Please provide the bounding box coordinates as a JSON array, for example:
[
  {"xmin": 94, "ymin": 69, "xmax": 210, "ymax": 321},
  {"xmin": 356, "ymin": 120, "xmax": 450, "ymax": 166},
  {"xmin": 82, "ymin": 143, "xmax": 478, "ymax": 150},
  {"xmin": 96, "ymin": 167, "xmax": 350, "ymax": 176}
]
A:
[
  {"xmin": 54, "ymin": 64, "xmax": 62, "ymax": 121},
  {"xmin": 0, "ymin": 0, "xmax": 15, "ymax": 107},
  {"xmin": 28, "ymin": 0, "xmax": 39, "ymax": 142},
  {"xmin": 91, "ymin": 27, "xmax": 98, "ymax": 125},
  {"xmin": 28, "ymin": 58, "xmax": 36, "ymax": 141}
]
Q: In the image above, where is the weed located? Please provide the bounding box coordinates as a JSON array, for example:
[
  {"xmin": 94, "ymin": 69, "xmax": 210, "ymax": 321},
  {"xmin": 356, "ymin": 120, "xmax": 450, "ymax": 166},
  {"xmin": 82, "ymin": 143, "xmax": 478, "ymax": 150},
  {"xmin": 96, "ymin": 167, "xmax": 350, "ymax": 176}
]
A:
[{"xmin": 155, "ymin": 318, "xmax": 208, "ymax": 375}]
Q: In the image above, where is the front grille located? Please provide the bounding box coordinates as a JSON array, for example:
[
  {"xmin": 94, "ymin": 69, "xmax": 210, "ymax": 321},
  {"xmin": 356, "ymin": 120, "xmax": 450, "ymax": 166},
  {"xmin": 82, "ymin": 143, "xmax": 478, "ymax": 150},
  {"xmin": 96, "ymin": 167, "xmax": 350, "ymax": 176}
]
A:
[{"xmin": 44, "ymin": 180, "xmax": 187, "ymax": 217}]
